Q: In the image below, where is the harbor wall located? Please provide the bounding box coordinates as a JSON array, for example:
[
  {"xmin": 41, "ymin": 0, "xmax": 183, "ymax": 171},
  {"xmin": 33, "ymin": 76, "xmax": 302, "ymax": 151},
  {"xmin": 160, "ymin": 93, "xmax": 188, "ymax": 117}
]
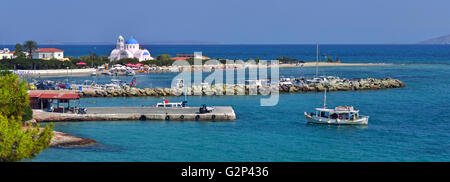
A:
[{"xmin": 76, "ymin": 78, "xmax": 405, "ymax": 97}]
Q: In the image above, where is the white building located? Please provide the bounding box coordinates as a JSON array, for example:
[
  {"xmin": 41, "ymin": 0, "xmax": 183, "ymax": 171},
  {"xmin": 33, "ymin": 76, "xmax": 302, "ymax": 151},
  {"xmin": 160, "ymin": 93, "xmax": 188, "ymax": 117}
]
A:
[
  {"xmin": 109, "ymin": 36, "xmax": 154, "ymax": 62},
  {"xmin": 0, "ymin": 48, "xmax": 14, "ymax": 60},
  {"xmin": 32, "ymin": 48, "xmax": 64, "ymax": 60}
]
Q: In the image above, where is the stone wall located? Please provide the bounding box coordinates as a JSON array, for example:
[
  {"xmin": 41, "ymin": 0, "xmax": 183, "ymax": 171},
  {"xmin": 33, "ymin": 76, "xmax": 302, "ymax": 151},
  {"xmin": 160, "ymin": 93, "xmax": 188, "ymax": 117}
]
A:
[{"xmin": 77, "ymin": 77, "xmax": 405, "ymax": 97}]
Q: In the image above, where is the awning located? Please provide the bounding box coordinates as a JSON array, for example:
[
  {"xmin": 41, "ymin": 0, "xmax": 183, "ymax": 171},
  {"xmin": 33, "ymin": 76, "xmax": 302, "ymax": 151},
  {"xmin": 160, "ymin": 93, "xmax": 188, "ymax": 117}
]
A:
[{"xmin": 28, "ymin": 92, "xmax": 79, "ymax": 100}]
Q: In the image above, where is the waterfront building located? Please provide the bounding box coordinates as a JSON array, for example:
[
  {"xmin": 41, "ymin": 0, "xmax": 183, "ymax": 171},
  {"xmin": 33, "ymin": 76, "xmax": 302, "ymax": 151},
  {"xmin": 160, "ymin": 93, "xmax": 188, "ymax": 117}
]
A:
[
  {"xmin": 175, "ymin": 54, "xmax": 210, "ymax": 60},
  {"xmin": 109, "ymin": 36, "xmax": 154, "ymax": 62},
  {"xmin": 171, "ymin": 56, "xmax": 191, "ymax": 60},
  {"xmin": 32, "ymin": 48, "xmax": 64, "ymax": 60},
  {"xmin": 0, "ymin": 48, "xmax": 14, "ymax": 60}
]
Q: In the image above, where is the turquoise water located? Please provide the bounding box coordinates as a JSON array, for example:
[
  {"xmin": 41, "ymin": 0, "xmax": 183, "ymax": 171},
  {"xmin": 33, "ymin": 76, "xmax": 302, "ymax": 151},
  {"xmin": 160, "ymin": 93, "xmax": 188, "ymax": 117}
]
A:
[{"xmin": 26, "ymin": 45, "xmax": 450, "ymax": 161}]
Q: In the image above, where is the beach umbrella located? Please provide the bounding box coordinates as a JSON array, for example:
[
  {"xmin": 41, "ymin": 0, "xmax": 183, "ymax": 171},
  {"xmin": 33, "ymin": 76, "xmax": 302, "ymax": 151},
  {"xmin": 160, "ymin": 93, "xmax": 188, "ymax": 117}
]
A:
[
  {"xmin": 125, "ymin": 63, "xmax": 135, "ymax": 67},
  {"xmin": 76, "ymin": 62, "xmax": 87, "ymax": 65},
  {"xmin": 135, "ymin": 63, "xmax": 143, "ymax": 67}
]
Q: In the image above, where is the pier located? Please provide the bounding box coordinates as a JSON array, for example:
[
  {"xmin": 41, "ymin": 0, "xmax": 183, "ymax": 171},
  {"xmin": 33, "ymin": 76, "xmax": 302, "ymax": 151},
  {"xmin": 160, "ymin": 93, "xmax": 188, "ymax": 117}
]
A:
[{"xmin": 33, "ymin": 106, "xmax": 236, "ymax": 122}]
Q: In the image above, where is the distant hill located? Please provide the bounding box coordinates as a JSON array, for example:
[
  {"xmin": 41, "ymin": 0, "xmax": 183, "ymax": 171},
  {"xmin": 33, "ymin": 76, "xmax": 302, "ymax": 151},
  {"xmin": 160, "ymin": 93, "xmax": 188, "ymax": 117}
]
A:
[{"xmin": 419, "ymin": 34, "xmax": 450, "ymax": 44}]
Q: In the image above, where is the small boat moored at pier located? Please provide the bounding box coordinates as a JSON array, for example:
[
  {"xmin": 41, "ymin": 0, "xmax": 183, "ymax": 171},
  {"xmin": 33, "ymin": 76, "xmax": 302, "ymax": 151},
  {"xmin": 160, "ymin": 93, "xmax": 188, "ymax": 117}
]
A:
[
  {"xmin": 155, "ymin": 99, "xmax": 186, "ymax": 108},
  {"xmin": 304, "ymin": 106, "xmax": 369, "ymax": 125}
]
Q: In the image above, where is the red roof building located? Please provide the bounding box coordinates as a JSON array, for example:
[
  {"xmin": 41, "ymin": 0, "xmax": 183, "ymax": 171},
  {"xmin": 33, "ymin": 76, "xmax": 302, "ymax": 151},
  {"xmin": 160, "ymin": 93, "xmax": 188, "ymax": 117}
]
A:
[
  {"xmin": 34, "ymin": 48, "xmax": 64, "ymax": 52},
  {"xmin": 32, "ymin": 48, "xmax": 64, "ymax": 60},
  {"xmin": 171, "ymin": 57, "xmax": 190, "ymax": 60}
]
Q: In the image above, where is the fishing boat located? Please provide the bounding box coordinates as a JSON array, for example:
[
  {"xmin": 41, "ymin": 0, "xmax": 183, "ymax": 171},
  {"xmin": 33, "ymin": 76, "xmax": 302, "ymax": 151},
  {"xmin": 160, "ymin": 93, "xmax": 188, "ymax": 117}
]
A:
[
  {"xmin": 304, "ymin": 89, "xmax": 369, "ymax": 125},
  {"xmin": 154, "ymin": 79, "xmax": 188, "ymax": 108}
]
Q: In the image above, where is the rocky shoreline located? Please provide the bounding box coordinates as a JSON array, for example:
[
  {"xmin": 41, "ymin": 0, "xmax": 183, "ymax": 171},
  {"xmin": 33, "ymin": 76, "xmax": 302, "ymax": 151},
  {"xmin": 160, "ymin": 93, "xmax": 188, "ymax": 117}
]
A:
[
  {"xmin": 24, "ymin": 120, "xmax": 97, "ymax": 148},
  {"xmin": 51, "ymin": 131, "xmax": 97, "ymax": 148},
  {"xmin": 77, "ymin": 77, "xmax": 405, "ymax": 97}
]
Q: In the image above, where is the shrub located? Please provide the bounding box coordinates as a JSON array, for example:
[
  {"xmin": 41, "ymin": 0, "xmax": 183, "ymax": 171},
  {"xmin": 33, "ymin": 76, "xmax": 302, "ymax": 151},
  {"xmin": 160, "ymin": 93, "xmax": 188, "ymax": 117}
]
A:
[
  {"xmin": 0, "ymin": 73, "xmax": 53, "ymax": 162},
  {"xmin": 22, "ymin": 106, "xmax": 33, "ymax": 122},
  {"xmin": 0, "ymin": 115, "xmax": 53, "ymax": 162}
]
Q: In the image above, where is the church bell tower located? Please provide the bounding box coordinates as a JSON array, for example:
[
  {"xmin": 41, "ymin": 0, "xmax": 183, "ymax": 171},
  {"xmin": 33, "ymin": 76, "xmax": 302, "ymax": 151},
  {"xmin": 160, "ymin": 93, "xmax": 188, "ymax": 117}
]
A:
[{"xmin": 117, "ymin": 35, "xmax": 125, "ymax": 50}]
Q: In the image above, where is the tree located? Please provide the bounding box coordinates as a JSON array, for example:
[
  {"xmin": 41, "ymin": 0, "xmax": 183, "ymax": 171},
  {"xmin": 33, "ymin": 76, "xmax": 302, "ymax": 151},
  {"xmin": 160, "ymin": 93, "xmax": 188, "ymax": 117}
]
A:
[
  {"xmin": 0, "ymin": 72, "xmax": 53, "ymax": 162},
  {"xmin": 157, "ymin": 54, "xmax": 172, "ymax": 61},
  {"xmin": 0, "ymin": 65, "xmax": 11, "ymax": 76},
  {"xmin": 0, "ymin": 115, "xmax": 53, "ymax": 162},
  {"xmin": 0, "ymin": 73, "xmax": 29, "ymax": 118},
  {"xmin": 109, "ymin": 58, "xmax": 139, "ymax": 65},
  {"xmin": 13, "ymin": 44, "xmax": 26, "ymax": 58},
  {"xmin": 328, "ymin": 57, "xmax": 333, "ymax": 62},
  {"xmin": 23, "ymin": 40, "xmax": 38, "ymax": 59}
]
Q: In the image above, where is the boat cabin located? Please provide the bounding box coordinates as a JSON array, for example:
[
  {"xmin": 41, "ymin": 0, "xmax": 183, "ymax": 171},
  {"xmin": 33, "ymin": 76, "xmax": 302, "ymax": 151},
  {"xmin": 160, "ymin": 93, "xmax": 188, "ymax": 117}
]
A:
[
  {"xmin": 155, "ymin": 99, "xmax": 186, "ymax": 108},
  {"xmin": 312, "ymin": 106, "xmax": 360, "ymax": 120}
]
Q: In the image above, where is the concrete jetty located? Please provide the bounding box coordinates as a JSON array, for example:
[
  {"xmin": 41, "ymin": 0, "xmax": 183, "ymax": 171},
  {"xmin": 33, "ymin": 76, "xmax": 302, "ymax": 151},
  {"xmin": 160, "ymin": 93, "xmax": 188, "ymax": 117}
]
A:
[{"xmin": 33, "ymin": 106, "xmax": 236, "ymax": 122}]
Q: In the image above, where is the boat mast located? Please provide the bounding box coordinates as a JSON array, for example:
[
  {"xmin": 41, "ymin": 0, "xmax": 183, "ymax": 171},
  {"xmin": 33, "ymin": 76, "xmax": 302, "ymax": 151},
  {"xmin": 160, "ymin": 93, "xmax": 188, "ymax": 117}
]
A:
[
  {"xmin": 184, "ymin": 81, "xmax": 187, "ymax": 102},
  {"xmin": 316, "ymin": 42, "xmax": 319, "ymax": 78},
  {"xmin": 323, "ymin": 87, "xmax": 327, "ymax": 108}
]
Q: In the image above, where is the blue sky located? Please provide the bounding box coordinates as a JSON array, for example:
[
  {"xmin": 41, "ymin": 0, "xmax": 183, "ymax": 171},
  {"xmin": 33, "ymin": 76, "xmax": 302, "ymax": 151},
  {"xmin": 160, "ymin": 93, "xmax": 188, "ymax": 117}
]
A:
[{"xmin": 1, "ymin": 0, "xmax": 449, "ymax": 44}]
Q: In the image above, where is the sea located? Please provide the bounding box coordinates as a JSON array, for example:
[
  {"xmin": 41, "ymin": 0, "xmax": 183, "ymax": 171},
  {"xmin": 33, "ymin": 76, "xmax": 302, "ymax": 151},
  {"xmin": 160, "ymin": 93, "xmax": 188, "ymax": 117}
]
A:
[{"xmin": 14, "ymin": 44, "xmax": 449, "ymax": 161}]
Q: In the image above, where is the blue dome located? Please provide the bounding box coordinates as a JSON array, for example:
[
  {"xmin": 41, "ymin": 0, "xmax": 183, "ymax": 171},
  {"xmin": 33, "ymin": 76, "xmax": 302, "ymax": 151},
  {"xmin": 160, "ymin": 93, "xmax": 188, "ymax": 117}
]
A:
[
  {"xmin": 126, "ymin": 38, "xmax": 139, "ymax": 44},
  {"xmin": 143, "ymin": 52, "xmax": 149, "ymax": 55}
]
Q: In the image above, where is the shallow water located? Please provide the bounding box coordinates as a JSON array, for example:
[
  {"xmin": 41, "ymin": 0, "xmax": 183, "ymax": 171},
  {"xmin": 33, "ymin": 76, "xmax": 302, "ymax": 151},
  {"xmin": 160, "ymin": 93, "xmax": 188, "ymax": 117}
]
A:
[{"xmin": 26, "ymin": 45, "xmax": 450, "ymax": 161}]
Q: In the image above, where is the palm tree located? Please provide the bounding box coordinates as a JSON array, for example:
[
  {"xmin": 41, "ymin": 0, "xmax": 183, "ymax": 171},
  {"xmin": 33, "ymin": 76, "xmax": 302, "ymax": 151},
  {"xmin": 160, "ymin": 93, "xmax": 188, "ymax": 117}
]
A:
[
  {"xmin": 23, "ymin": 40, "xmax": 38, "ymax": 59},
  {"xmin": 13, "ymin": 43, "xmax": 26, "ymax": 58}
]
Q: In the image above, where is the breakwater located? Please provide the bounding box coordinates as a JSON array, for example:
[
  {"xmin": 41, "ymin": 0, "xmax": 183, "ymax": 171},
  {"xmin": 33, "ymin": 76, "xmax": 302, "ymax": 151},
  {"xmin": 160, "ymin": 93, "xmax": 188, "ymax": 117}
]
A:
[{"xmin": 76, "ymin": 77, "xmax": 405, "ymax": 97}]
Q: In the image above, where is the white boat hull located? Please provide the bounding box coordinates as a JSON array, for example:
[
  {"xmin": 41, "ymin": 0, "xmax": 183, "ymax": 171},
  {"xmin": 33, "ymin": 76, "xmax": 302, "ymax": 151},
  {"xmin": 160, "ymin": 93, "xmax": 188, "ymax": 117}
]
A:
[{"xmin": 305, "ymin": 113, "xmax": 369, "ymax": 125}]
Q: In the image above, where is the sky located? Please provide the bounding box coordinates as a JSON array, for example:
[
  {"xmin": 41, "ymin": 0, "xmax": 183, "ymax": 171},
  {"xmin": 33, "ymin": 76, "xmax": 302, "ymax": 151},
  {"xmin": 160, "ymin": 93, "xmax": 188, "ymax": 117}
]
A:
[{"xmin": 1, "ymin": 0, "xmax": 449, "ymax": 44}]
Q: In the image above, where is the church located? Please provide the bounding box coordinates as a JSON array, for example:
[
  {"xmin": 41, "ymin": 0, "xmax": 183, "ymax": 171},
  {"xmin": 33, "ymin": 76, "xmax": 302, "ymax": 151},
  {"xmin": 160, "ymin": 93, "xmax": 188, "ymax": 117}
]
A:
[{"xmin": 109, "ymin": 36, "xmax": 154, "ymax": 62}]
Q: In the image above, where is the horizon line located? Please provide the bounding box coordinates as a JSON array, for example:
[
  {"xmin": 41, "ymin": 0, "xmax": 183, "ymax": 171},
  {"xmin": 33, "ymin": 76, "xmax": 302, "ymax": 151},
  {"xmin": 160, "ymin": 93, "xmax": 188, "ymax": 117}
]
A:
[{"xmin": 0, "ymin": 42, "xmax": 440, "ymax": 46}]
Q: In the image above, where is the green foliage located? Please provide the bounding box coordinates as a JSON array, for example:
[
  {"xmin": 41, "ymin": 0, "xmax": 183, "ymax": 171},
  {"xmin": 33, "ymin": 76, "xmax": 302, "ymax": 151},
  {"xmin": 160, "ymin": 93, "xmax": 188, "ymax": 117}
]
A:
[
  {"xmin": 110, "ymin": 58, "xmax": 139, "ymax": 65},
  {"xmin": 328, "ymin": 57, "xmax": 333, "ymax": 62},
  {"xmin": 335, "ymin": 57, "xmax": 340, "ymax": 62},
  {"xmin": 13, "ymin": 44, "xmax": 26, "ymax": 58},
  {"xmin": 0, "ymin": 65, "xmax": 11, "ymax": 76},
  {"xmin": 0, "ymin": 73, "xmax": 29, "ymax": 119},
  {"xmin": 146, "ymin": 54, "xmax": 172, "ymax": 66},
  {"xmin": 0, "ymin": 116, "xmax": 53, "ymax": 162},
  {"xmin": 0, "ymin": 55, "xmax": 110, "ymax": 70},
  {"xmin": 276, "ymin": 56, "xmax": 299, "ymax": 63},
  {"xmin": 23, "ymin": 40, "xmax": 38, "ymax": 58},
  {"xmin": 69, "ymin": 55, "xmax": 109, "ymax": 68},
  {"xmin": 0, "ymin": 73, "xmax": 53, "ymax": 162},
  {"xmin": 140, "ymin": 60, "xmax": 154, "ymax": 65},
  {"xmin": 0, "ymin": 58, "xmax": 75, "ymax": 70},
  {"xmin": 22, "ymin": 106, "xmax": 33, "ymax": 122},
  {"xmin": 157, "ymin": 54, "xmax": 172, "ymax": 61}
]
